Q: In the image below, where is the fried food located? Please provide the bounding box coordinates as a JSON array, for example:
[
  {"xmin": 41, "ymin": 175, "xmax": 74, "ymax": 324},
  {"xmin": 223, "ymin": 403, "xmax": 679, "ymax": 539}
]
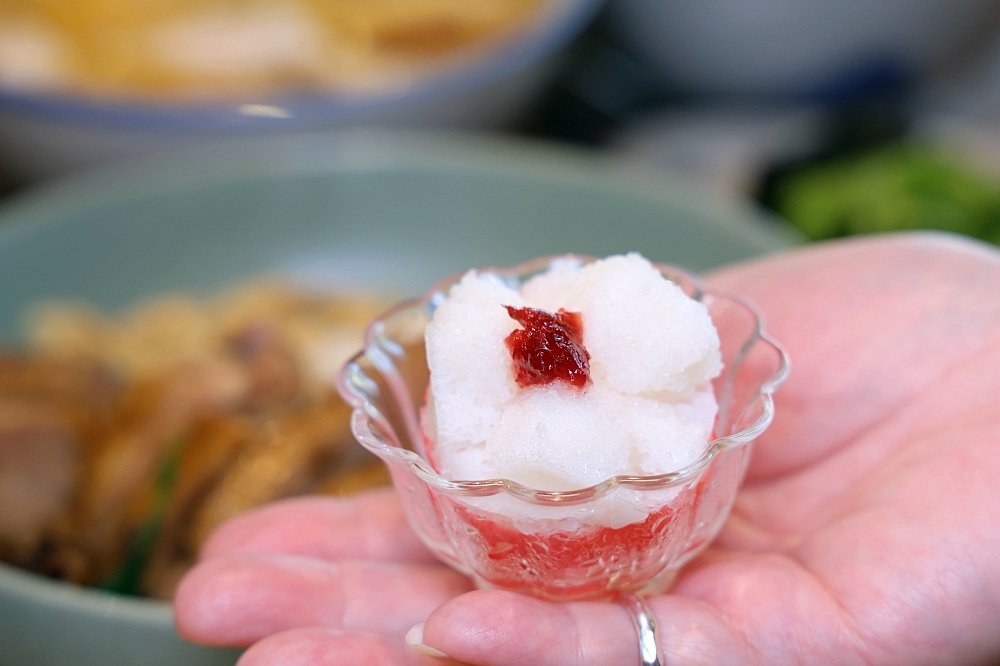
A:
[
  {"xmin": 0, "ymin": 0, "xmax": 543, "ymax": 98},
  {"xmin": 0, "ymin": 282, "xmax": 391, "ymax": 599}
]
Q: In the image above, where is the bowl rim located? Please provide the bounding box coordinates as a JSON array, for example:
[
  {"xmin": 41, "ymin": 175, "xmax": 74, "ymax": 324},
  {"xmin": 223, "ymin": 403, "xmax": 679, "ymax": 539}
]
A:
[
  {"xmin": 0, "ymin": 0, "xmax": 603, "ymax": 129},
  {"xmin": 339, "ymin": 254, "xmax": 790, "ymax": 505},
  {"xmin": 0, "ymin": 559, "xmax": 175, "ymax": 622},
  {"xmin": 0, "ymin": 130, "xmax": 796, "ymax": 264}
]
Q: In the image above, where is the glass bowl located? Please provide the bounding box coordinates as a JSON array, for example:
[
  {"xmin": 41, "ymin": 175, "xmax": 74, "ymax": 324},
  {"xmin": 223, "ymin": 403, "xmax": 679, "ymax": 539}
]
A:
[{"xmin": 337, "ymin": 256, "xmax": 789, "ymax": 602}]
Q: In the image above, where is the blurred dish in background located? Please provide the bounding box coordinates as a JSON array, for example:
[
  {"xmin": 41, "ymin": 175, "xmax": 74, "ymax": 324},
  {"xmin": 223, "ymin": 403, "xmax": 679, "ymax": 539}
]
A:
[
  {"xmin": 0, "ymin": 0, "xmax": 541, "ymax": 100},
  {"xmin": 607, "ymin": 0, "xmax": 1000, "ymax": 98},
  {"xmin": 912, "ymin": 25, "xmax": 1000, "ymax": 178},
  {"xmin": 610, "ymin": 106, "xmax": 826, "ymax": 198},
  {"xmin": 918, "ymin": 22, "xmax": 1000, "ymax": 123},
  {"xmin": 0, "ymin": 281, "xmax": 392, "ymax": 600},
  {"xmin": 914, "ymin": 113, "xmax": 1000, "ymax": 182},
  {"xmin": 0, "ymin": 0, "xmax": 602, "ymax": 179}
]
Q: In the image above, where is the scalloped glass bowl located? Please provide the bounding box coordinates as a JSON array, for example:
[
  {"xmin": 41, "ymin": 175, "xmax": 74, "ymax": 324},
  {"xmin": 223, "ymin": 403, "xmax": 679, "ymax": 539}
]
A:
[{"xmin": 338, "ymin": 256, "xmax": 789, "ymax": 601}]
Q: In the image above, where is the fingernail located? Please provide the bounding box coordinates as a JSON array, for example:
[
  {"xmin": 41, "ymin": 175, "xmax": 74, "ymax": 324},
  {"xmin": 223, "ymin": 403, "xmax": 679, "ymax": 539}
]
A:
[{"xmin": 405, "ymin": 623, "xmax": 452, "ymax": 660}]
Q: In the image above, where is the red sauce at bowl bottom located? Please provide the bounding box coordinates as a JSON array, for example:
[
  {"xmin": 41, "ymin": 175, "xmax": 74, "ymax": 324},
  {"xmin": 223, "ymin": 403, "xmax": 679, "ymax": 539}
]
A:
[
  {"xmin": 420, "ymin": 409, "xmax": 715, "ymax": 600},
  {"xmin": 439, "ymin": 475, "xmax": 711, "ymax": 599}
]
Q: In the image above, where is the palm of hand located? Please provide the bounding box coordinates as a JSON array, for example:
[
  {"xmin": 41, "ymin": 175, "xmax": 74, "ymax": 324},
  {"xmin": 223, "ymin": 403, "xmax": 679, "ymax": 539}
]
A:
[
  {"xmin": 670, "ymin": 233, "xmax": 1000, "ymax": 665},
  {"xmin": 175, "ymin": 234, "xmax": 1000, "ymax": 666}
]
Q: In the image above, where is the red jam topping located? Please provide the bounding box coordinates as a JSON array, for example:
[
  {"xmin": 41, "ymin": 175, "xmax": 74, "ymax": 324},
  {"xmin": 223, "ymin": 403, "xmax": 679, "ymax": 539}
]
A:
[{"xmin": 504, "ymin": 306, "xmax": 590, "ymax": 390}]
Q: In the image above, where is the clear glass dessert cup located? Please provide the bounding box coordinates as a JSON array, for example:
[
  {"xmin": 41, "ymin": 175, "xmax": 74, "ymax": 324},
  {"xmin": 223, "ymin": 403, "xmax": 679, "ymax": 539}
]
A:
[{"xmin": 337, "ymin": 256, "xmax": 789, "ymax": 602}]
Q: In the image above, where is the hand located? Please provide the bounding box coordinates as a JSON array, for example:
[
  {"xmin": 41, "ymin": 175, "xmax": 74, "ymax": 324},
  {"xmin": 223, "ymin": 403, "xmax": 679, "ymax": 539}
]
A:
[{"xmin": 175, "ymin": 232, "xmax": 1000, "ymax": 665}]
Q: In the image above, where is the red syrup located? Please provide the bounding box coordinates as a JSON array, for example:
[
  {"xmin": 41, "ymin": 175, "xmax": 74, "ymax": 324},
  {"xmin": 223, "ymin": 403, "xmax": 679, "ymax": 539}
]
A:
[
  {"xmin": 503, "ymin": 306, "xmax": 590, "ymax": 390},
  {"xmin": 445, "ymin": 471, "xmax": 709, "ymax": 599},
  {"xmin": 419, "ymin": 406, "xmax": 716, "ymax": 598}
]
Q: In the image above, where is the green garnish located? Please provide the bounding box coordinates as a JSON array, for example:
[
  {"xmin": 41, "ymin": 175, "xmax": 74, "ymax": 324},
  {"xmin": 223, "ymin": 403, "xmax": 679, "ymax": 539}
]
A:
[
  {"xmin": 773, "ymin": 143, "xmax": 1000, "ymax": 245},
  {"xmin": 98, "ymin": 436, "xmax": 184, "ymax": 596}
]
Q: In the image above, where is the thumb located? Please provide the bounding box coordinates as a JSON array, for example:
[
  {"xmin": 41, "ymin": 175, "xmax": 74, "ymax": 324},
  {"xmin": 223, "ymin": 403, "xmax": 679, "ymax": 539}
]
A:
[{"xmin": 412, "ymin": 589, "xmax": 758, "ymax": 666}]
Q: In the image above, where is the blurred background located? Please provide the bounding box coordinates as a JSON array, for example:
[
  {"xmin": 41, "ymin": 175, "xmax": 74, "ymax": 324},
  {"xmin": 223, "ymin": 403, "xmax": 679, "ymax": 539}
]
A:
[
  {"xmin": 4, "ymin": 0, "xmax": 1000, "ymax": 244},
  {"xmin": 2, "ymin": 1, "xmax": 1000, "ymax": 664}
]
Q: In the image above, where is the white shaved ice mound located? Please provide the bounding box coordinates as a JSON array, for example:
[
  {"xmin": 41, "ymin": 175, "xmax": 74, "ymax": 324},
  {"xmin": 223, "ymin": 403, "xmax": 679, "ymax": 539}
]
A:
[{"xmin": 423, "ymin": 253, "xmax": 722, "ymax": 493}]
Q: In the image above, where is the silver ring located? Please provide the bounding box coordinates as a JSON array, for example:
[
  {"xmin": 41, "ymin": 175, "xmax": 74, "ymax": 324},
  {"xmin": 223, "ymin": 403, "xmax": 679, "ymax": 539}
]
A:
[{"xmin": 619, "ymin": 594, "xmax": 664, "ymax": 666}]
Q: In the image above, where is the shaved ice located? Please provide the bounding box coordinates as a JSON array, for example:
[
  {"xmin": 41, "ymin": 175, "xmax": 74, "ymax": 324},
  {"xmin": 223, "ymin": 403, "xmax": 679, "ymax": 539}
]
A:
[{"xmin": 423, "ymin": 253, "xmax": 722, "ymax": 495}]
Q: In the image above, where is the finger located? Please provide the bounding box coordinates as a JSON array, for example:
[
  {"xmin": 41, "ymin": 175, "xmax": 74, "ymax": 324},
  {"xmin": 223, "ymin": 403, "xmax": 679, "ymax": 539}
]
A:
[
  {"xmin": 200, "ymin": 489, "xmax": 435, "ymax": 564},
  {"xmin": 417, "ymin": 589, "xmax": 756, "ymax": 666},
  {"xmin": 175, "ymin": 552, "xmax": 472, "ymax": 647},
  {"xmin": 236, "ymin": 627, "xmax": 449, "ymax": 666}
]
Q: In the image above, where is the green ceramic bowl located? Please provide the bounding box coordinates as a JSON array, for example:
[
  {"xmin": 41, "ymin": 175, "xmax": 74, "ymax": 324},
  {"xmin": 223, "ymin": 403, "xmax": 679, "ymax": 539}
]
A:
[{"xmin": 0, "ymin": 131, "xmax": 795, "ymax": 666}]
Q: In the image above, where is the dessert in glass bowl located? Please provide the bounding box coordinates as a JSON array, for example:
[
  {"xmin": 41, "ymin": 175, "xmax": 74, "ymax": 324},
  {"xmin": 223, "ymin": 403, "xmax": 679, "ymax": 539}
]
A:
[{"xmin": 338, "ymin": 254, "xmax": 788, "ymax": 601}]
